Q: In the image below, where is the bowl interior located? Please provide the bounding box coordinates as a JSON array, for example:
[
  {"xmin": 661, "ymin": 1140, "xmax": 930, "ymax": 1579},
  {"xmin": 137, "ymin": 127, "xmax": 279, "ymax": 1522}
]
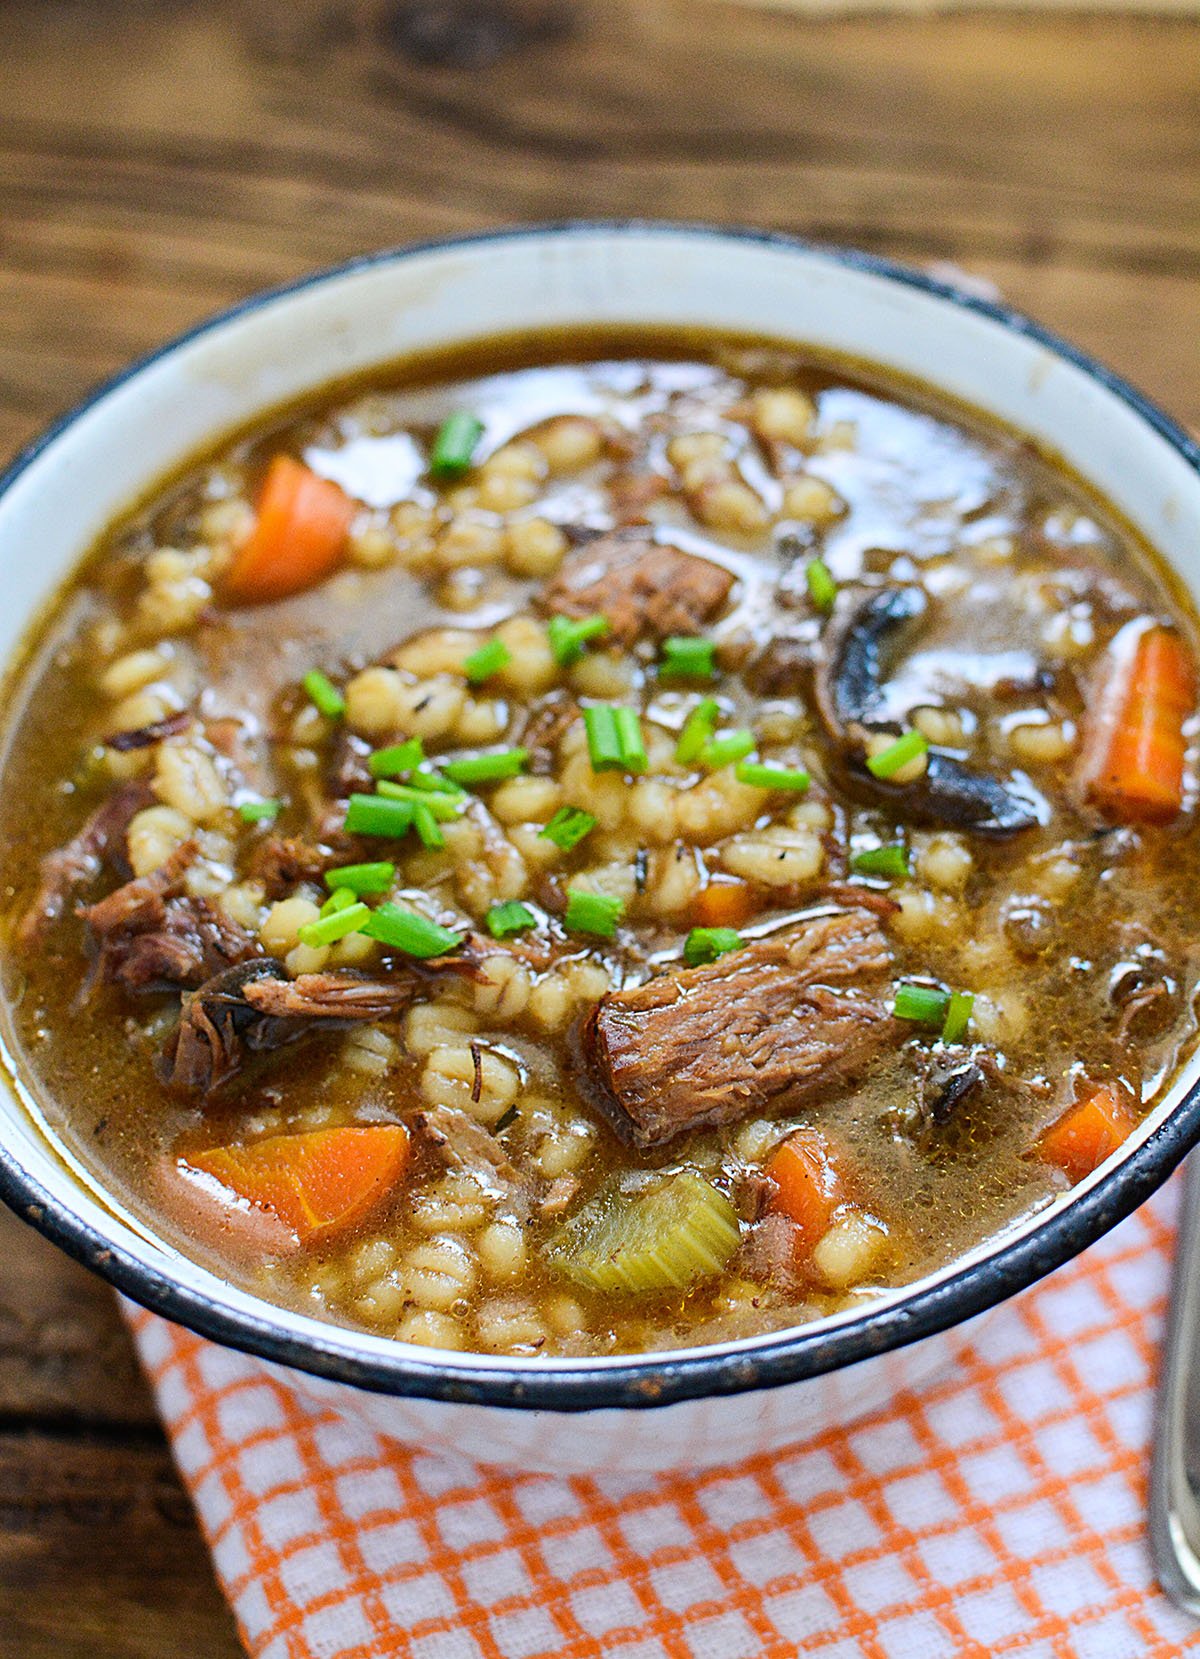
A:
[{"xmin": 2, "ymin": 224, "xmax": 1199, "ymax": 1406}]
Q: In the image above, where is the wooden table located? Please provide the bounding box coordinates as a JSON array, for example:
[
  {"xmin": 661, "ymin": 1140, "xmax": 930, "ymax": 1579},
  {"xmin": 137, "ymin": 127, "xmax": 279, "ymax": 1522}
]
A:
[{"xmin": 1, "ymin": 3, "xmax": 1197, "ymax": 1651}]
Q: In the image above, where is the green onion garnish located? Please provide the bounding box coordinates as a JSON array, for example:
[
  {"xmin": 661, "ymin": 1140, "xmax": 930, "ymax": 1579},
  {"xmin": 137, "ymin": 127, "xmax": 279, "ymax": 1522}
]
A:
[
  {"xmin": 407, "ymin": 767, "xmax": 466, "ymax": 798},
  {"xmin": 942, "ymin": 990, "xmax": 975, "ymax": 1045},
  {"xmin": 584, "ymin": 705, "xmax": 647, "ymax": 773},
  {"xmin": 540, "ymin": 805, "xmax": 596, "ymax": 851},
  {"xmin": 660, "ymin": 637, "xmax": 717, "ymax": 681},
  {"xmin": 806, "ymin": 557, "xmax": 837, "ymax": 611},
  {"xmin": 564, "ymin": 888, "xmax": 625, "ymax": 939},
  {"xmin": 237, "ymin": 798, "xmax": 280, "ymax": 824},
  {"xmin": 583, "ymin": 704, "xmax": 622, "ymax": 771},
  {"xmin": 429, "ymin": 412, "xmax": 484, "ymax": 480},
  {"xmin": 368, "ymin": 739, "xmax": 424, "ymax": 779},
  {"xmin": 302, "ymin": 669, "xmax": 345, "ymax": 720},
  {"xmin": 612, "ymin": 707, "xmax": 648, "ymax": 774},
  {"xmin": 363, "ymin": 903, "xmax": 464, "ymax": 958},
  {"xmin": 325, "ymin": 861, "xmax": 395, "ymax": 895},
  {"xmin": 441, "ymin": 748, "xmax": 528, "ymax": 786},
  {"xmin": 344, "ymin": 793, "xmax": 414, "ymax": 838},
  {"xmin": 548, "ymin": 614, "xmax": 609, "ymax": 667},
  {"xmin": 298, "ymin": 901, "xmax": 370, "ymax": 949},
  {"xmin": 733, "ymin": 761, "xmax": 810, "ymax": 793},
  {"xmin": 683, "ymin": 927, "xmax": 744, "ymax": 966},
  {"xmin": 866, "ymin": 729, "xmax": 928, "ymax": 781},
  {"xmin": 412, "ymin": 802, "xmax": 444, "ymax": 849},
  {"xmin": 850, "ymin": 844, "xmax": 910, "ymax": 881},
  {"xmin": 893, "ymin": 982, "xmax": 950, "ymax": 1026},
  {"xmin": 701, "ymin": 729, "xmax": 756, "ymax": 770},
  {"xmin": 676, "ymin": 697, "xmax": 720, "ymax": 765},
  {"xmin": 375, "ymin": 780, "xmax": 464, "ymax": 820},
  {"xmin": 486, "ymin": 900, "xmax": 537, "ymax": 940},
  {"xmin": 462, "ymin": 639, "xmax": 511, "ymax": 685},
  {"xmin": 320, "ymin": 886, "xmax": 358, "ymax": 917}
]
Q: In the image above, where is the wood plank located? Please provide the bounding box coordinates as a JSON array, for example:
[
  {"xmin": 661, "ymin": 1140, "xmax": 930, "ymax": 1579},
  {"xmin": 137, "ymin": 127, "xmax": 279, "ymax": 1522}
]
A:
[{"xmin": 0, "ymin": 1430, "xmax": 243, "ymax": 1659}]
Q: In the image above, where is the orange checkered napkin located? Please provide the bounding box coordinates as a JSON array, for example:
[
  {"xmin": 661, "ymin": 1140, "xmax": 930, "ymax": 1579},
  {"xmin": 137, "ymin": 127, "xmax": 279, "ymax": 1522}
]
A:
[{"xmin": 125, "ymin": 1176, "xmax": 1200, "ymax": 1659}]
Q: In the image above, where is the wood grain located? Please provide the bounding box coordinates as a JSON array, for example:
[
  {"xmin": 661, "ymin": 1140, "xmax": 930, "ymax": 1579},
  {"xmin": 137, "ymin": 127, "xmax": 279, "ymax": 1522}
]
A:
[{"xmin": 0, "ymin": 1, "xmax": 1197, "ymax": 1651}]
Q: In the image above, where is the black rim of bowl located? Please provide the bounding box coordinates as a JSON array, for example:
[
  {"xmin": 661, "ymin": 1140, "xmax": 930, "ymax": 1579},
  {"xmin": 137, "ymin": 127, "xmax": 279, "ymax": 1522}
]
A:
[{"xmin": 1, "ymin": 221, "xmax": 1199, "ymax": 1414}]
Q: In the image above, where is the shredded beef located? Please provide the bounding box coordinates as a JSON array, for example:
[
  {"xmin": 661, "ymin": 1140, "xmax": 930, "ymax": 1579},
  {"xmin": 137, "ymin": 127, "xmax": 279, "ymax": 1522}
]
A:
[
  {"xmin": 160, "ymin": 963, "xmax": 421, "ymax": 1094},
  {"xmin": 541, "ymin": 529, "xmax": 734, "ymax": 645},
  {"xmin": 18, "ymin": 782, "xmax": 153, "ymax": 947},
  {"xmin": 101, "ymin": 897, "xmax": 259, "ymax": 993},
  {"xmin": 103, "ymin": 711, "xmax": 191, "ymax": 752},
  {"xmin": 580, "ymin": 908, "xmax": 896, "ymax": 1148},
  {"xmin": 512, "ymin": 690, "xmax": 578, "ymax": 775},
  {"xmin": 328, "ymin": 729, "xmax": 374, "ymax": 798},
  {"xmin": 416, "ymin": 1104, "xmax": 529, "ymax": 1208},
  {"xmin": 246, "ymin": 835, "xmax": 331, "ymax": 898}
]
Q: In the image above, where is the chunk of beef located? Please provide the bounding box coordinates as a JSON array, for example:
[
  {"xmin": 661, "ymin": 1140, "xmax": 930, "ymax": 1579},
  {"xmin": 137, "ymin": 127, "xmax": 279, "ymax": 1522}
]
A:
[
  {"xmin": 100, "ymin": 896, "xmax": 259, "ymax": 994},
  {"xmin": 416, "ymin": 1104, "xmax": 529, "ymax": 1210},
  {"xmin": 241, "ymin": 972, "xmax": 418, "ymax": 1021},
  {"xmin": 246, "ymin": 835, "xmax": 330, "ymax": 899},
  {"xmin": 160, "ymin": 962, "xmax": 421, "ymax": 1094},
  {"xmin": 17, "ymin": 782, "xmax": 153, "ymax": 947},
  {"xmin": 78, "ymin": 843, "xmax": 258, "ymax": 993},
  {"xmin": 580, "ymin": 908, "xmax": 896, "ymax": 1149},
  {"xmin": 541, "ymin": 529, "xmax": 734, "ymax": 645}
]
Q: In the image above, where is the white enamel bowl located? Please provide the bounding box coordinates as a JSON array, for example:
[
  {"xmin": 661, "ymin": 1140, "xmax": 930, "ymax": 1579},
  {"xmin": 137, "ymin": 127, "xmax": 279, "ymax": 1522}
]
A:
[{"xmin": 2, "ymin": 225, "xmax": 1199, "ymax": 1473}]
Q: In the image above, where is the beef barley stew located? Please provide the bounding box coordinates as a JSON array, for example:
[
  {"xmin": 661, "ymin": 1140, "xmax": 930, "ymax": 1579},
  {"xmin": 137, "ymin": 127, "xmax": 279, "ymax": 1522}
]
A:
[{"xmin": 2, "ymin": 329, "xmax": 1198, "ymax": 1358}]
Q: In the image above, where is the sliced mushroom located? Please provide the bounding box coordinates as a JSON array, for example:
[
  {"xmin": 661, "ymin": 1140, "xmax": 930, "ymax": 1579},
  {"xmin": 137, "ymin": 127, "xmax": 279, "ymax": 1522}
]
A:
[{"xmin": 813, "ymin": 585, "xmax": 1043, "ymax": 836}]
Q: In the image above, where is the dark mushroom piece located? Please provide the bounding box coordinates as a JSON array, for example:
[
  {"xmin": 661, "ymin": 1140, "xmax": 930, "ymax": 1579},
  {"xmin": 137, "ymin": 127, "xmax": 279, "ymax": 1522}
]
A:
[{"xmin": 813, "ymin": 585, "xmax": 1044, "ymax": 837}]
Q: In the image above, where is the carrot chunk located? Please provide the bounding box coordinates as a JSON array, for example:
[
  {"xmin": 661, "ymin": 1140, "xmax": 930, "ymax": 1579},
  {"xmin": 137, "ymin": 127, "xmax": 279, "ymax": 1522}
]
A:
[
  {"xmin": 690, "ymin": 878, "xmax": 759, "ymax": 931},
  {"xmin": 767, "ymin": 1129, "xmax": 844, "ymax": 1255},
  {"xmin": 1037, "ymin": 1084, "xmax": 1137, "ymax": 1183},
  {"xmin": 184, "ymin": 1125, "xmax": 410, "ymax": 1245},
  {"xmin": 1081, "ymin": 621, "xmax": 1195, "ymax": 825},
  {"xmin": 224, "ymin": 455, "xmax": 356, "ymax": 604}
]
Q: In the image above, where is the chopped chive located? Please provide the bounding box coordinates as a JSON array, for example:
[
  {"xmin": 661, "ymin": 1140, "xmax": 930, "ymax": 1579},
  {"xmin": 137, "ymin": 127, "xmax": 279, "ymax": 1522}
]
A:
[
  {"xmin": 363, "ymin": 902, "xmax": 464, "ymax": 958},
  {"xmin": 942, "ymin": 990, "xmax": 975, "ymax": 1045},
  {"xmin": 548, "ymin": 613, "xmax": 609, "ymax": 667},
  {"xmin": 237, "ymin": 798, "xmax": 280, "ymax": 824},
  {"xmin": 441, "ymin": 748, "xmax": 528, "ymax": 786},
  {"xmin": 866, "ymin": 728, "xmax": 928, "ymax": 781},
  {"xmin": 806, "ymin": 557, "xmax": 837, "ymax": 611},
  {"xmin": 701, "ymin": 729, "xmax": 756, "ymax": 770},
  {"xmin": 375, "ymin": 780, "xmax": 464, "ymax": 820},
  {"xmin": 660, "ymin": 636, "xmax": 716, "ymax": 681},
  {"xmin": 412, "ymin": 802, "xmax": 445, "ymax": 849},
  {"xmin": 613, "ymin": 707, "xmax": 648, "ymax": 773},
  {"xmin": 408, "ymin": 767, "xmax": 466, "ymax": 798},
  {"xmin": 298, "ymin": 901, "xmax": 371, "ymax": 949},
  {"xmin": 540, "ymin": 805, "xmax": 596, "ymax": 851},
  {"xmin": 893, "ymin": 982, "xmax": 950, "ymax": 1026},
  {"xmin": 486, "ymin": 900, "xmax": 537, "ymax": 940},
  {"xmin": 676, "ymin": 697, "xmax": 720, "ymax": 765},
  {"xmin": 320, "ymin": 886, "xmax": 358, "ymax": 917},
  {"xmin": 325, "ymin": 860, "xmax": 395, "ymax": 896},
  {"xmin": 683, "ymin": 927, "xmax": 744, "ymax": 966},
  {"xmin": 851, "ymin": 844, "xmax": 910, "ymax": 881},
  {"xmin": 733, "ymin": 760, "xmax": 810, "ymax": 793},
  {"xmin": 462, "ymin": 638, "xmax": 511, "ymax": 685},
  {"xmin": 302, "ymin": 669, "xmax": 345, "ymax": 719},
  {"xmin": 583, "ymin": 704, "xmax": 622, "ymax": 771},
  {"xmin": 344, "ymin": 793, "xmax": 414, "ymax": 838},
  {"xmin": 429, "ymin": 412, "xmax": 484, "ymax": 480},
  {"xmin": 564, "ymin": 887, "xmax": 625, "ymax": 939},
  {"xmin": 367, "ymin": 739, "xmax": 424, "ymax": 779}
]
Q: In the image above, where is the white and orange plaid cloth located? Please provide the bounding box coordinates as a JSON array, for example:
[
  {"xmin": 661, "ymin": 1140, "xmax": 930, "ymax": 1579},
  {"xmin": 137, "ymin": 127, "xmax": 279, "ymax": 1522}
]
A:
[{"xmin": 125, "ymin": 1175, "xmax": 1200, "ymax": 1659}]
